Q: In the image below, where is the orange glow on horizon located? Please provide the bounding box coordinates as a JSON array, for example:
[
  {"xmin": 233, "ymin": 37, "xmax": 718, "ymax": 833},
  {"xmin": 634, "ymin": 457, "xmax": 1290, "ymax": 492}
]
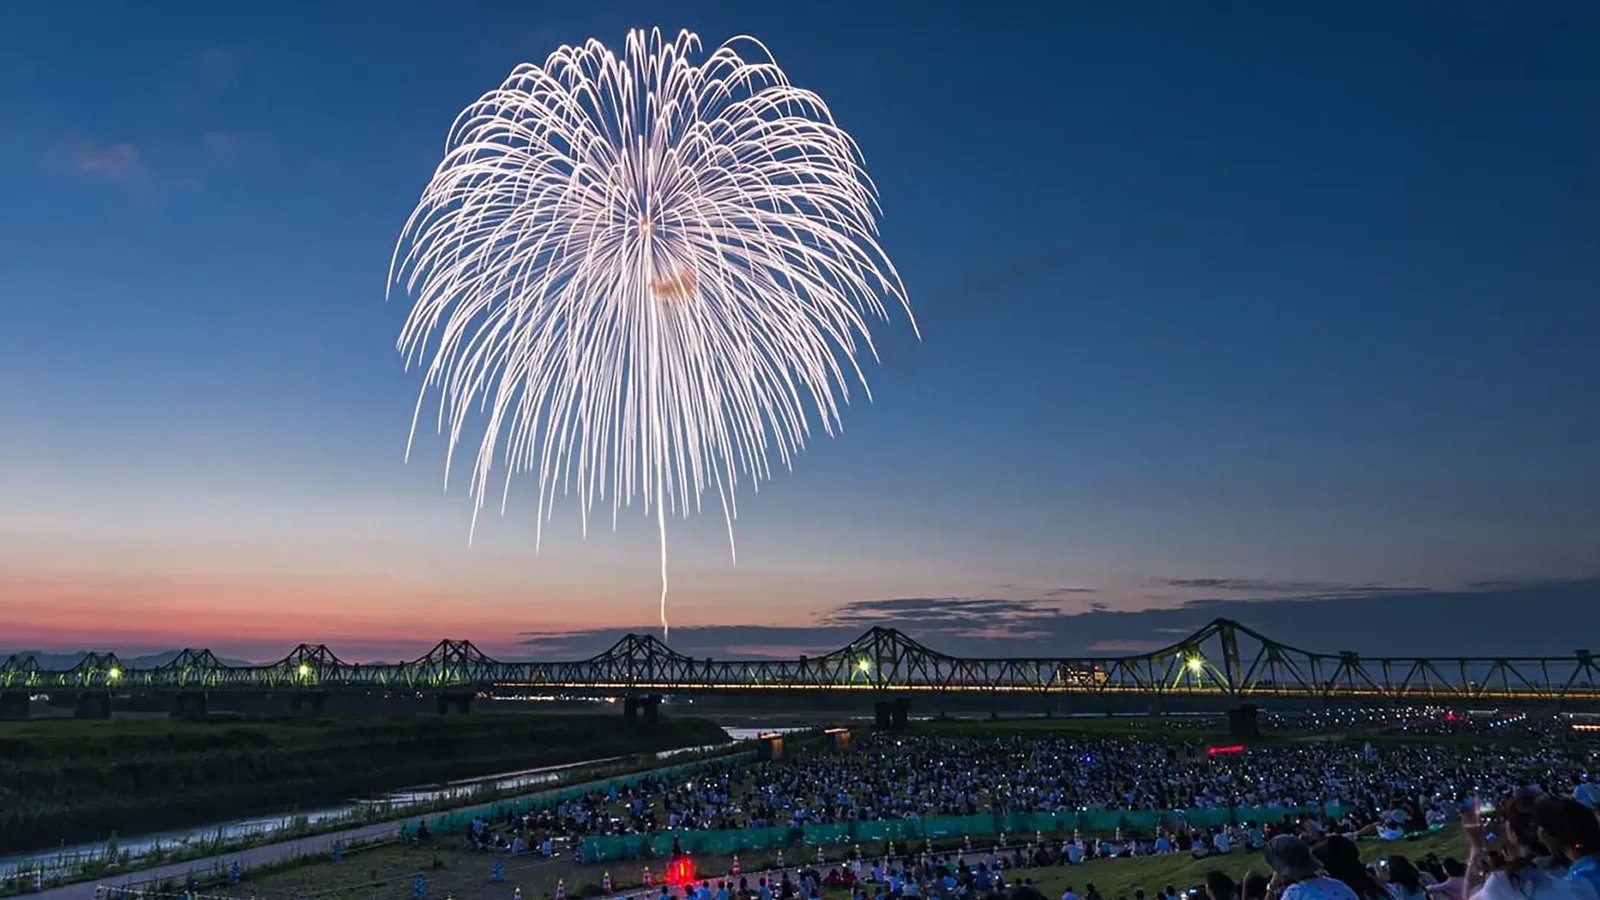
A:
[{"xmin": 0, "ymin": 567, "xmax": 666, "ymax": 659}]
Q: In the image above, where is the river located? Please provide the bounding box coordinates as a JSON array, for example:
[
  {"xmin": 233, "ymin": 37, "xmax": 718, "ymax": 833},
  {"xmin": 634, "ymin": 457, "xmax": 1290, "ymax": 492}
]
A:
[{"xmin": 0, "ymin": 730, "xmax": 775, "ymax": 880}]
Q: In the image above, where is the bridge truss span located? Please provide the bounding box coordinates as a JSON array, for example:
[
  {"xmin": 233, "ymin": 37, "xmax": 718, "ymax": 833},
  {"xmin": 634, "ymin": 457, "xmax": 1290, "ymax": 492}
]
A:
[{"xmin": 1, "ymin": 618, "xmax": 1596, "ymax": 708}]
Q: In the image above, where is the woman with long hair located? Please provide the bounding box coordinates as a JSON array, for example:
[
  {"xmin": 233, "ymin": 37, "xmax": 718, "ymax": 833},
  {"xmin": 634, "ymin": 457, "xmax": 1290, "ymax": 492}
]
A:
[
  {"xmin": 1314, "ymin": 836, "xmax": 1387, "ymax": 900},
  {"xmin": 1381, "ymin": 857, "xmax": 1428, "ymax": 900},
  {"xmin": 1535, "ymin": 795, "xmax": 1600, "ymax": 898}
]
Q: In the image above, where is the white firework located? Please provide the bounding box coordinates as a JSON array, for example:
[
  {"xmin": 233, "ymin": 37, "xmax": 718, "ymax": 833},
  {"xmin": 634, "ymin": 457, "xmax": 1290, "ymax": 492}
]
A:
[{"xmin": 389, "ymin": 28, "xmax": 914, "ymax": 640}]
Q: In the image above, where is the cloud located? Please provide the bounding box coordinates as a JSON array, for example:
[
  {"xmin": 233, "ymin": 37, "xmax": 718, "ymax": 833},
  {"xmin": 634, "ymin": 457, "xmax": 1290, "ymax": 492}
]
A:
[
  {"xmin": 203, "ymin": 131, "xmax": 238, "ymax": 158},
  {"xmin": 1086, "ymin": 639, "xmax": 1170, "ymax": 653},
  {"xmin": 67, "ymin": 141, "xmax": 146, "ymax": 183},
  {"xmin": 517, "ymin": 624, "xmax": 865, "ymax": 660},
  {"xmin": 515, "ymin": 577, "xmax": 1600, "ymax": 660},
  {"xmin": 818, "ymin": 596, "xmax": 1074, "ymax": 641},
  {"xmin": 820, "ymin": 596, "xmax": 1058, "ymax": 626},
  {"xmin": 1156, "ymin": 577, "xmax": 1410, "ymax": 596},
  {"xmin": 195, "ymin": 47, "xmax": 236, "ymax": 90}
]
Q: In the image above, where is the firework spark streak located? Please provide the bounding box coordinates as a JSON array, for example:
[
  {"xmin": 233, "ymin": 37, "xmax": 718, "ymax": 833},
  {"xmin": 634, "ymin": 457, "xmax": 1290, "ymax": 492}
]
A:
[{"xmin": 389, "ymin": 28, "xmax": 914, "ymax": 640}]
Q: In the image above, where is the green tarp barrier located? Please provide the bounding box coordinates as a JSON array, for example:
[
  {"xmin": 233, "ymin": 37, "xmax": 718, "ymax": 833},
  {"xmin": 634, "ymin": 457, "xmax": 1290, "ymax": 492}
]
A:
[
  {"xmin": 581, "ymin": 804, "xmax": 1350, "ymax": 861},
  {"xmin": 406, "ymin": 752, "xmax": 757, "ymax": 837}
]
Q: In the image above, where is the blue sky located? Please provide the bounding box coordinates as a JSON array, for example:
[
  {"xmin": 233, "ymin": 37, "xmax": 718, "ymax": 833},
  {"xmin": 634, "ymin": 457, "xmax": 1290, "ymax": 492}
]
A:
[{"xmin": 0, "ymin": 1, "xmax": 1595, "ymax": 660}]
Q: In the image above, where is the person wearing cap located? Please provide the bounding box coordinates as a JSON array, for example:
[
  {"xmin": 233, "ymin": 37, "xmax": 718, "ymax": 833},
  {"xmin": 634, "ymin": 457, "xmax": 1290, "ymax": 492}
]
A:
[{"xmin": 1262, "ymin": 835, "xmax": 1359, "ymax": 900}]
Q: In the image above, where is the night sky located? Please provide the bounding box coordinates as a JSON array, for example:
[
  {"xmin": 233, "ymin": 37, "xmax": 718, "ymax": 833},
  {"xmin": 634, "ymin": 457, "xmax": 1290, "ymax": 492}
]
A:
[{"xmin": 0, "ymin": 1, "xmax": 1595, "ymax": 661}]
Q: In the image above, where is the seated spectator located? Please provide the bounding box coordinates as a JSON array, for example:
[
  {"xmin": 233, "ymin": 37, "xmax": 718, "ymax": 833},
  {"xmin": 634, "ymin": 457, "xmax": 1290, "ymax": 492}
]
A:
[
  {"xmin": 1207, "ymin": 871, "xmax": 1238, "ymax": 900},
  {"xmin": 1314, "ymin": 836, "xmax": 1387, "ymax": 900},
  {"xmin": 1425, "ymin": 859, "xmax": 1468, "ymax": 900},
  {"xmin": 1535, "ymin": 795, "xmax": 1600, "ymax": 898},
  {"xmin": 1464, "ymin": 792, "xmax": 1592, "ymax": 900},
  {"xmin": 1263, "ymin": 834, "xmax": 1359, "ymax": 900},
  {"xmin": 1380, "ymin": 857, "xmax": 1428, "ymax": 900}
]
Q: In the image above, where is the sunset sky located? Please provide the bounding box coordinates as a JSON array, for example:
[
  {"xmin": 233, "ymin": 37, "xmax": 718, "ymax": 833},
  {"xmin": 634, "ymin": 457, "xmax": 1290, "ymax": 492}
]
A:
[{"xmin": 1, "ymin": 2, "xmax": 1596, "ymax": 662}]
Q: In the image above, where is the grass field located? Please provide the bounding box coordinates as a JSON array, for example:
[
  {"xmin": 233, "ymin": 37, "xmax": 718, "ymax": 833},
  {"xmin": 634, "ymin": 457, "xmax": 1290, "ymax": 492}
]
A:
[
  {"xmin": 0, "ymin": 714, "xmax": 729, "ymax": 853},
  {"xmin": 208, "ymin": 828, "xmax": 1469, "ymax": 900}
]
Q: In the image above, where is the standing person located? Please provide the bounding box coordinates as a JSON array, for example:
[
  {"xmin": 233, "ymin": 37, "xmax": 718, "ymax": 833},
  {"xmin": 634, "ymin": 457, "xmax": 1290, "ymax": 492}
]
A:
[{"xmin": 1262, "ymin": 835, "xmax": 1360, "ymax": 900}]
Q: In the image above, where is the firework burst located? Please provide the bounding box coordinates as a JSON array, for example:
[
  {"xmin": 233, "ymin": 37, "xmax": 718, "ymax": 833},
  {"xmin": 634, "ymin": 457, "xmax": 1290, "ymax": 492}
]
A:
[{"xmin": 389, "ymin": 28, "xmax": 914, "ymax": 639}]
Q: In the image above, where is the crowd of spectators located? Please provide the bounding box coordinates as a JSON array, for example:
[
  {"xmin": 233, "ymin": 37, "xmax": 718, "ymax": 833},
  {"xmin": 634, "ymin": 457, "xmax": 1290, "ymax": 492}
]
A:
[
  {"xmin": 449, "ymin": 734, "xmax": 1595, "ymax": 852},
  {"xmin": 610, "ymin": 790, "xmax": 1600, "ymax": 900}
]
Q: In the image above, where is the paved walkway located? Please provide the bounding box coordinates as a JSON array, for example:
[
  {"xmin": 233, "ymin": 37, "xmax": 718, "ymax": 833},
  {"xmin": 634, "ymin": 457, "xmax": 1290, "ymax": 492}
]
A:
[
  {"xmin": 36, "ymin": 821, "xmax": 400, "ymax": 900},
  {"xmin": 37, "ymin": 749, "xmax": 748, "ymax": 900}
]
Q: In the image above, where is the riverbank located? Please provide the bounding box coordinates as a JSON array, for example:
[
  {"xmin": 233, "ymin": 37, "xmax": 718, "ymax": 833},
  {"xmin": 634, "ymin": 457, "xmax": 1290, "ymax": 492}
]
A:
[{"xmin": 0, "ymin": 714, "xmax": 729, "ymax": 853}]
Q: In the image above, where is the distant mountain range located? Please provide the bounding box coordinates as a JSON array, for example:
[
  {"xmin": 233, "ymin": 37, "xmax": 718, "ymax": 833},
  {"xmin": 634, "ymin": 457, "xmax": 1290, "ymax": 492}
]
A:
[{"xmin": 1, "ymin": 650, "xmax": 256, "ymax": 669}]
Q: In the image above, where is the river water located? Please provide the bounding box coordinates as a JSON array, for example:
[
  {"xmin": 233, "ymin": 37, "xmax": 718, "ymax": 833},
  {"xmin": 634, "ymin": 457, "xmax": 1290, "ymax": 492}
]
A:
[{"xmin": 0, "ymin": 731, "xmax": 771, "ymax": 880}]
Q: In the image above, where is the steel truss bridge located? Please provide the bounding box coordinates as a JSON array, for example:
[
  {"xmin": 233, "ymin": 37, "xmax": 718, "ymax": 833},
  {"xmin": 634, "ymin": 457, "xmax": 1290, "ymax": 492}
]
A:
[{"xmin": 2, "ymin": 618, "xmax": 1596, "ymax": 709}]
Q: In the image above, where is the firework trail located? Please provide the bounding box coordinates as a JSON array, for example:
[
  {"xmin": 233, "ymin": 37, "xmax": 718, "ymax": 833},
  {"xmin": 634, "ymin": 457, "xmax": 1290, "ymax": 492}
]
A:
[{"xmin": 389, "ymin": 28, "xmax": 914, "ymax": 641}]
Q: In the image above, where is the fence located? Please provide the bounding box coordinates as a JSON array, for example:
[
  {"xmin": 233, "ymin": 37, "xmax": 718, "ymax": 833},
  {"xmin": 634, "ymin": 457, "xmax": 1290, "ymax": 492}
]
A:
[
  {"xmin": 404, "ymin": 752, "xmax": 757, "ymax": 838},
  {"xmin": 579, "ymin": 804, "xmax": 1350, "ymax": 861}
]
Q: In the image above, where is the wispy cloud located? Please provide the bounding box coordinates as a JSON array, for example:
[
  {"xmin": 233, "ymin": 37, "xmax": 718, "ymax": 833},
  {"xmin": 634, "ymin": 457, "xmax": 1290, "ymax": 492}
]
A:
[
  {"xmin": 46, "ymin": 129, "xmax": 243, "ymax": 195},
  {"xmin": 66, "ymin": 141, "xmax": 147, "ymax": 184},
  {"xmin": 513, "ymin": 577, "xmax": 1598, "ymax": 660},
  {"xmin": 195, "ymin": 47, "xmax": 236, "ymax": 91},
  {"xmin": 203, "ymin": 131, "xmax": 238, "ymax": 158},
  {"xmin": 1156, "ymin": 577, "xmax": 1417, "ymax": 599},
  {"xmin": 820, "ymin": 596, "xmax": 1062, "ymax": 627}
]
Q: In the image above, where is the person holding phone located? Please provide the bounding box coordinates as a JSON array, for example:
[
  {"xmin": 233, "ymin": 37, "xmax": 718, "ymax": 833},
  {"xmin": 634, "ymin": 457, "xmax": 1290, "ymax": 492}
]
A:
[
  {"xmin": 1463, "ymin": 792, "xmax": 1595, "ymax": 900},
  {"xmin": 1534, "ymin": 796, "xmax": 1600, "ymax": 899}
]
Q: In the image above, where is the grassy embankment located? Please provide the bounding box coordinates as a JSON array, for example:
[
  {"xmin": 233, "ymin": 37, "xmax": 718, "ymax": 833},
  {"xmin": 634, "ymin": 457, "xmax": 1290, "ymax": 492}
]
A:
[
  {"xmin": 205, "ymin": 826, "xmax": 1469, "ymax": 900},
  {"xmin": 0, "ymin": 714, "xmax": 729, "ymax": 853},
  {"xmin": 195, "ymin": 721, "xmax": 1480, "ymax": 900}
]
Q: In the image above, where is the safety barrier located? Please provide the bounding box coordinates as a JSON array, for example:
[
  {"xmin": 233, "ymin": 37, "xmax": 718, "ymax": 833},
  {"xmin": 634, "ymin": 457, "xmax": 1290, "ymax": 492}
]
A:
[
  {"xmin": 579, "ymin": 804, "xmax": 1350, "ymax": 861},
  {"xmin": 403, "ymin": 752, "xmax": 757, "ymax": 837}
]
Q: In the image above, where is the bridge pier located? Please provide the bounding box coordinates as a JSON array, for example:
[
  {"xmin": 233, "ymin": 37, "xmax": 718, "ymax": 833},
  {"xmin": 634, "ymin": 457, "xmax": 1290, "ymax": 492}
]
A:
[
  {"xmin": 290, "ymin": 691, "xmax": 328, "ymax": 715},
  {"xmin": 435, "ymin": 692, "xmax": 473, "ymax": 715},
  {"xmin": 624, "ymin": 695, "xmax": 661, "ymax": 724},
  {"xmin": 0, "ymin": 691, "xmax": 28, "ymax": 720},
  {"xmin": 874, "ymin": 698, "xmax": 909, "ymax": 730},
  {"xmin": 74, "ymin": 691, "xmax": 112, "ymax": 720},
  {"xmin": 170, "ymin": 691, "xmax": 208, "ymax": 719}
]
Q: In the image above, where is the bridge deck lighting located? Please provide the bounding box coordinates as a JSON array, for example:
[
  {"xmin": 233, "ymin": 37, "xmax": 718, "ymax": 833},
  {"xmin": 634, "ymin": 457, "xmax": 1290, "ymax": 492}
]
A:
[
  {"xmin": 298, "ymin": 663, "xmax": 312, "ymax": 677},
  {"xmin": 107, "ymin": 667, "xmax": 121, "ymax": 681}
]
